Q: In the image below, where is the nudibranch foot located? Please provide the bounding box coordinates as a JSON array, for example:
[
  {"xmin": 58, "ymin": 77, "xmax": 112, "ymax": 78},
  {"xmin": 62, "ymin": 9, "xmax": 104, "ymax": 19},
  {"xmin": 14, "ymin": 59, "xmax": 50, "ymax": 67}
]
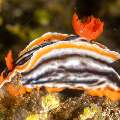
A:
[{"xmin": 86, "ymin": 88, "xmax": 120, "ymax": 101}]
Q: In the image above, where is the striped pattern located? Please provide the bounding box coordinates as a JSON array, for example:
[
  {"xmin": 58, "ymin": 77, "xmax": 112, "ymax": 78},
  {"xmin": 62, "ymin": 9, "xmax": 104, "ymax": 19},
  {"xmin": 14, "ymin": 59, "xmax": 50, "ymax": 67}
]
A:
[
  {"xmin": 4, "ymin": 32, "xmax": 119, "ymax": 91},
  {"xmin": 1, "ymin": 32, "xmax": 120, "ymax": 94}
]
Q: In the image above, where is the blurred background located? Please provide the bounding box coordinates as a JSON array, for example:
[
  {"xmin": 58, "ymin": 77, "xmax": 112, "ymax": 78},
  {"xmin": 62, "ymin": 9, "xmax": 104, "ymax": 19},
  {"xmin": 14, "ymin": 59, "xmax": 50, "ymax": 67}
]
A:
[{"xmin": 0, "ymin": 0, "xmax": 120, "ymax": 72}]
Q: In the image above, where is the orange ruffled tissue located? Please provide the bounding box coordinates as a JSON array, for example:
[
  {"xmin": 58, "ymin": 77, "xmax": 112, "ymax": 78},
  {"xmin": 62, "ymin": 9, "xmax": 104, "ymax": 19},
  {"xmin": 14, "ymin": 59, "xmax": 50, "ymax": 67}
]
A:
[
  {"xmin": 72, "ymin": 13, "xmax": 104, "ymax": 40},
  {"xmin": 5, "ymin": 50, "xmax": 14, "ymax": 71}
]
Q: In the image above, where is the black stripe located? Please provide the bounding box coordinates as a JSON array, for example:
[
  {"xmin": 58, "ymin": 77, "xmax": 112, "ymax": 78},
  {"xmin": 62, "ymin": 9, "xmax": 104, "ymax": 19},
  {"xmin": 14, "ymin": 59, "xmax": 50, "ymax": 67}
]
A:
[
  {"xmin": 64, "ymin": 68, "xmax": 120, "ymax": 87},
  {"xmin": 2, "ymin": 35, "xmax": 85, "ymax": 77},
  {"xmin": 22, "ymin": 67, "xmax": 110, "ymax": 85},
  {"xmin": 23, "ymin": 78, "xmax": 98, "ymax": 85},
  {"xmin": 63, "ymin": 35, "xmax": 81, "ymax": 41},
  {"xmin": 16, "ymin": 35, "xmax": 79, "ymax": 62},
  {"xmin": 16, "ymin": 41, "xmax": 55, "ymax": 64},
  {"xmin": 25, "ymin": 68, "xmax": 111, "ymax": 80},
  {"xmin": 96, "ymin": 81, "xmax": 106, "ymax": 85},
  {"xmin": 22, "ymin": 54, "xmax": 111, "ymax": 76},
  {"xmin": 111, "ymin": 59, "xmax": 120, "ymax": 75},
  {"xmin": 21, "ymin": 55, "xmax": 120, "ymax": 87},
  {"xmin": 15, "ymin": 35, "xmax": 87, "ymax": 65},
  {"xmin": 23, "ymin": 68, "xmax": 120, "ymax": 87},
  {"xmin": 15, "ymin": 53, "xmax": 33, "ymax": 66}
]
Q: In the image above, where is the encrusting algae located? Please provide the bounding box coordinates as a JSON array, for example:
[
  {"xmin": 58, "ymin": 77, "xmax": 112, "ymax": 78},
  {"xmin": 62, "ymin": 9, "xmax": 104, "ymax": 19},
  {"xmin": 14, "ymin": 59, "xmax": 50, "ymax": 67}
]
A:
[
  {"xmin": 79, "ymin": 103, "xmax": 102, "ymax": 120},
  {"xmin": 41, "ymin": 93, "xmax": 60, "ymax": 112},
  {"xmin": 26, "ymin": 114, "xmax": 40, "ymax": 120},
  {"xmin": 0, "ymin": 12, "xmax": 120, "ymax": 120},
  {"xmin": 26, "ymin": 113, "xmax": 48, "ymax": 120}
]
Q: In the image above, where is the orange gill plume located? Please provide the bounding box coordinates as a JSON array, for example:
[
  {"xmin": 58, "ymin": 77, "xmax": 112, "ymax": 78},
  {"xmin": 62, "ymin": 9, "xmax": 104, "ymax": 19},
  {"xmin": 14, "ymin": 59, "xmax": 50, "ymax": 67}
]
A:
[{"xmin": 72, "ymin": 12, "xmax": 104, "ymax": 40}]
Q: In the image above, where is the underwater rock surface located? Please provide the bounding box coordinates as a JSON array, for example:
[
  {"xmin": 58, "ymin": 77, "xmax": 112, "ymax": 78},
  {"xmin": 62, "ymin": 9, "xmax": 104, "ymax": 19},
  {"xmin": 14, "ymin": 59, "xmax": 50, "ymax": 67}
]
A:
[{"xmin": 0, "ymin": 77, "xmax": 120, "ymax": 120}]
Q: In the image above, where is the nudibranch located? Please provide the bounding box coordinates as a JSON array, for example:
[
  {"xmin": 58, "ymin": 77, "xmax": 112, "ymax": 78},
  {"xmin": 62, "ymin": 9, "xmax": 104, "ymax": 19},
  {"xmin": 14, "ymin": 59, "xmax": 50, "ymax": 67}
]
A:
[{"xmin": 0, "ymin": 13, "xmax": 120, "ymax": 101}]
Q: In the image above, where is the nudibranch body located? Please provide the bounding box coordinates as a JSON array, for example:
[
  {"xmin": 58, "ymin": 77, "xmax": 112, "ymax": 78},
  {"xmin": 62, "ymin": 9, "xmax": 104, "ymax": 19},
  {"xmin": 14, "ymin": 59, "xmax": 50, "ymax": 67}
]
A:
[{"xmin": 0, "ymin": 13, "xmax": 120, "ymax": 101}]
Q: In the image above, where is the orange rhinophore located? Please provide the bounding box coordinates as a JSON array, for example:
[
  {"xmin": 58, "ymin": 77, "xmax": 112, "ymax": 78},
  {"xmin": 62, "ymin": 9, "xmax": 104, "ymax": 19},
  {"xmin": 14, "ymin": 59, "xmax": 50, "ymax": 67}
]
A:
[
  {"xmin": 5, "ymin": 50, "xmax": 14, "ymax": 71},
  {"xmin": 0, "ymin": 73, "xmax": 4, "ymax": 85},
  {"xmin": 72, "ymin": 12, "xmax": 104, "ymax": 40}
]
